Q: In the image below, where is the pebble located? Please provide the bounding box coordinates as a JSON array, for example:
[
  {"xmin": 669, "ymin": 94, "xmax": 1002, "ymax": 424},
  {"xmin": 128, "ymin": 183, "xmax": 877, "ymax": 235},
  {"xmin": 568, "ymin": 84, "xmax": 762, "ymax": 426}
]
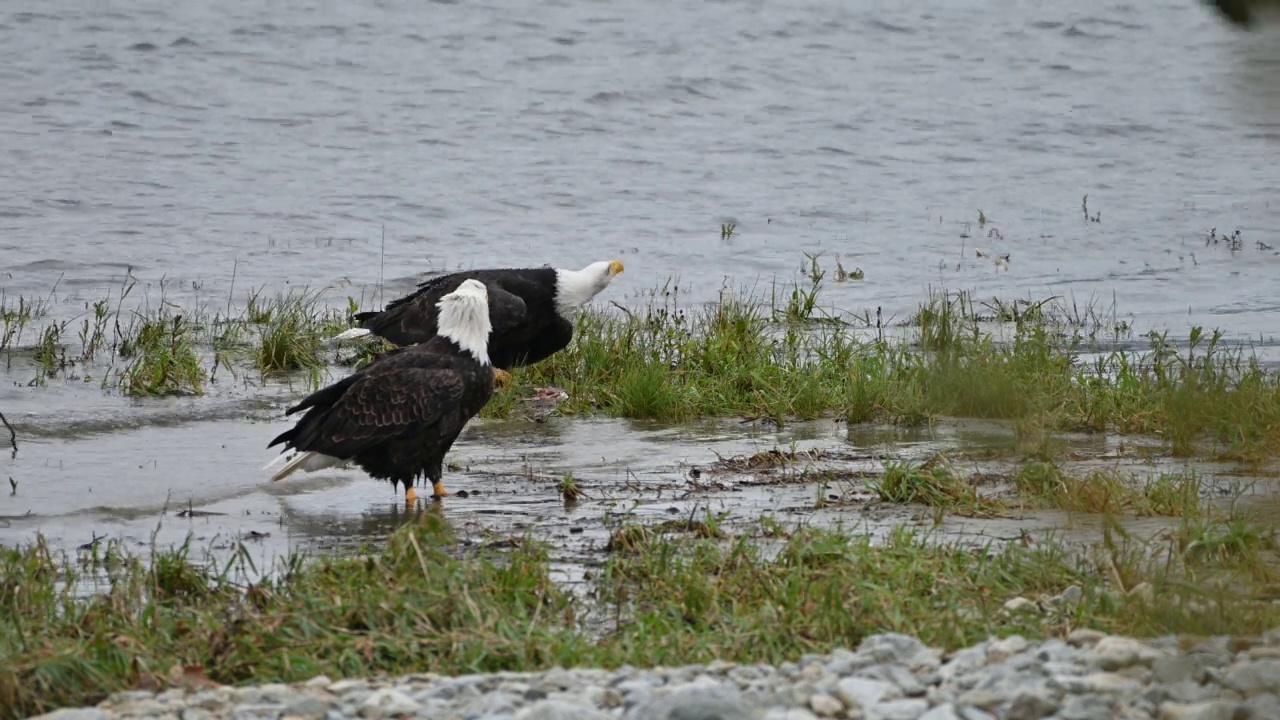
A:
[{"xmin": 26, "ymin": 628, "xmax": 1280, "ymax": 720}]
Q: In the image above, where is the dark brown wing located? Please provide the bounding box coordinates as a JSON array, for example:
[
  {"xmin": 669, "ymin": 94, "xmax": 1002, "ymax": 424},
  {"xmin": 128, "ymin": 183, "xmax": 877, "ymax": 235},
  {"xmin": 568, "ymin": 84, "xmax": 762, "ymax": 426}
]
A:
[
  {"xmin": 353, "ymin": 278, "xmax": 531, "ymax": 347},
  {"xmin": 270, "ymin": 362, "xmax": 466, "ymax": 459}
]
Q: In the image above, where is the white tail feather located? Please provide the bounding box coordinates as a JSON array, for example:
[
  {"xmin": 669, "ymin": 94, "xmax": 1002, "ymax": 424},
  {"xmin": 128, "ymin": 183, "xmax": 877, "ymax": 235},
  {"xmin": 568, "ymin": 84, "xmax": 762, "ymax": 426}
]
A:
[
  {"xmin": 266, "ymin": 450, "xmax": 345, "ymax": 482},
  {"xmin": 325, "ymin": 327, "xmax": 372, "ymax": 346}
]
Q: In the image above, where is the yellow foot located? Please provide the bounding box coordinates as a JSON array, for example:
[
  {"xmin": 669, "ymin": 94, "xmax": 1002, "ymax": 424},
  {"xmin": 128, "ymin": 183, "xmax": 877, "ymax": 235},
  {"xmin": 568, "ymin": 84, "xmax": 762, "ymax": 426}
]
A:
[
  {"xmin": 432, "ymin": 480, "xmax": 450, "ymax": 498},
  {"xmin": 405, "ymin": 486, "xmax": 418, "ymax": 505},
  {"xmin": 493, "ymin": 368, "xmax": 512, "ymax": 389}
]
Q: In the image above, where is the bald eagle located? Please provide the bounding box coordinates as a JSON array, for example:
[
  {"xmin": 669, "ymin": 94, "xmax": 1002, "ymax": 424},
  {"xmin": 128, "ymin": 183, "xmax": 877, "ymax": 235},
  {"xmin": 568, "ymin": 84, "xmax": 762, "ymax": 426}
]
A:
[
  {"xmin": 331, "ymin": 260, "xmax": 625, "ymax": 387},
  {"xmin": 264, "ymin": 278, "xmax": 495, "ymax": 504}
]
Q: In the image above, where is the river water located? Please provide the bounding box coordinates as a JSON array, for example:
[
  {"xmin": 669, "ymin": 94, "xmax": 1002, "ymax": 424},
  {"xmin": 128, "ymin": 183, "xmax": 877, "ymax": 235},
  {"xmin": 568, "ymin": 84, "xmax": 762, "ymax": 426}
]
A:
[
  {"xmin": 2, "ymin": 0, "xmax": 1279, "ymax": 334},
  {"xmin": 1, "ymin": 0, "xmax": 1279, "ymax": 564}
]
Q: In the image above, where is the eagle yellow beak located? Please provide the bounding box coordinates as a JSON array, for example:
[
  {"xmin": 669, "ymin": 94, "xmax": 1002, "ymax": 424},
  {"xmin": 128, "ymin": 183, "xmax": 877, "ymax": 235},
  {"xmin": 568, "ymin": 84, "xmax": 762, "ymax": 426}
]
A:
[{"xmin": 608, "ymin": 259, "xmax": 625, "ymax": 276}]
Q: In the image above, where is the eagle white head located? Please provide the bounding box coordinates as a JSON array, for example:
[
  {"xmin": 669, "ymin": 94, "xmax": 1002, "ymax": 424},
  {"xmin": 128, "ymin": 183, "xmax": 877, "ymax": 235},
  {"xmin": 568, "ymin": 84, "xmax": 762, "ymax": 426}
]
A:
[
  {"xmin": 554, "ymin": 259, "xmax": 625, "ymax": 318},
  {"xmin": 437, "ymin": 278, "xmax": 493, "ymax": 366}
]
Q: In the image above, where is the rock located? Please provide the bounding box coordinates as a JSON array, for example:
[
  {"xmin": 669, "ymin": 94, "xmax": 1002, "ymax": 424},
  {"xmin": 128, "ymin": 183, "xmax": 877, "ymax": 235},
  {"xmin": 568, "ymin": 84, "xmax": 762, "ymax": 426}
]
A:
[
  {"xmin": 1003, "ymin": 597, "xmax": 1038, "ymax": 614},
  {"xmin": 1153, "ymin": 656, "xmax": 1203, "ymax": 685},
  {"xmin": 985, "ymin": 635, "xmax": 1030, "ymax": 664},
  {"xmin": 626, "ymin": 685, "xmax": 755, "ymax": 720},
  {"xmin": 1093, "ymin": 636, "xmax": 1165, "ymax": 670},
  {"xmin": 1244, "ymin": 693, "xmax": 1280, "ymax": 718},
  {"xmin": 237, "ymin": 684, "xmax": 296, "ymax": 705},
  {"xmin": 457, "ymin": 690, "xmax": 522, "ymax": 718},
  {"xmin": 1005, "ymin": 690, "xmax": 1058, "ymax": 720},
  {"xmin": 1222, "ymin": 659, "xmax": 1280, "ymax": 697},
  {"xmin": 358, "ymin": 688, "xmax": 421, "ymax": 719},
  {"xmin": 1053, "ymin": 585, "xmax": 1083, "ymax": 608},
  {"xmin": 954, "ymin": 690, "xmax": 1006, "ymax": 711},
  {"xmin": 859, "ymin": 633, "xmax": 941, "ymax": 669},
  {"xmin": 854, "ymin": 665, "xmax": 925, "ymax": 697},
  {"xmin": 1128, "ymin": 583, "xmax": 1156, "ymax": 605},
  {"xmin": 328, "ymin": 679, "xmax": 369, "ymax": 695},
  {"xmin": 800, "ymin": 663, "xmax": 827, "ymax": 683},
  {"xmin": 827, "ymin": 649, "xmax": 876, "ymax": 677},
  {"xmin": 305, "ymin": 676, "xmax": 332, "ymax": 689},
  {"xmin": 1157, "ymin": 701, "xmax": 1245, "ymax": 720},
  {"xmin": 836, "ymin": 677, "xmax": 901, "ymax": 710},
  {"xmin": 956, "ymin": 708, "xmax": 996, "ymax": 720},
  {"xmin": 762, "ymin": 711, "xmax": 821, "ymax": 720},
  {"xmin": 26, "ymin": 711, "xmax": 108, "ymax": 720},
  {"xmin": 1056, "ymin": 695, "xmax": 1114, "ymax": 720},
  {"xmin": 866, "ymin": 699, "xmax": 929, "ymax": 720},
  {"xmin": 807, "ymin": 694, "xmax": 842, "ymax": 717},
  {"xmin": 1164, "ymin": 680, "xmax": 1222, "ymax": 705},
  {"xmin": 515, "ymin": 699, "xmax": 612, "ymax": 720},
  {"xmin": 281, "ymin": 696, "xmax": 331, "ymax": 720},
  {"xmin": 918, "ymin": 705, "xmax": 961, "ymax": 720},
  {"xmin": 188, "ymin": 691, "xmax": 231, "ymax": 711},
  {"xmin": 937, "ymin": 646, "xmax": 989, "ymax": 685},
  {"xmin": 1058, "ymin": 672, "xmax": 1143, "ymax": 697},
  {"xmin": 1067, "ymin": 629, "xmax": 1107, "ymax": 648}
]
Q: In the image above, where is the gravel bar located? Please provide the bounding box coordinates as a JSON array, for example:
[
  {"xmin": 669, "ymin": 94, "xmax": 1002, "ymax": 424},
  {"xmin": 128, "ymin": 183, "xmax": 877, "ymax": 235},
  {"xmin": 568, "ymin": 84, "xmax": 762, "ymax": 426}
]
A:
[{"xmin": 27, "ymin": 628, "xmax": 1280, "ymax": 720}]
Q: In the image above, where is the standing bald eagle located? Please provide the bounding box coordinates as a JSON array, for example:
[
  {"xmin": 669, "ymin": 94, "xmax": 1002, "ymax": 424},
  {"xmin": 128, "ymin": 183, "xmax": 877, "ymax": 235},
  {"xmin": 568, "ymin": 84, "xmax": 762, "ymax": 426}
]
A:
[
  {"xmin": 331, "ymin": 260, "xmax": 625, "ymax": 387},
  {"xmin": 265, "ymin": 278, "xmax": 495, "ymax": 504}
]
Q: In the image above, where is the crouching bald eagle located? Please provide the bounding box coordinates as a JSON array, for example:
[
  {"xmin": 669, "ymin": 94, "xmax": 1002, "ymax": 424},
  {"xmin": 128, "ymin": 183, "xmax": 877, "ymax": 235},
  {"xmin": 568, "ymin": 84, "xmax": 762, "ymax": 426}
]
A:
[
  {"xmin": 264, "ymin": 278, "xmax": 495, "ymax": 504},
  {"xmin": 330, "ymin": 260, "xmax": 625, "ymax": 388}
]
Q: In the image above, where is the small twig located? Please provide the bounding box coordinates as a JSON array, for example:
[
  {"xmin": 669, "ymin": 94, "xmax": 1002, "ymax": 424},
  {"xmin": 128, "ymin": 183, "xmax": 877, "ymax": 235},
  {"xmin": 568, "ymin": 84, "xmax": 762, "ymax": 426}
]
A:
[
  {"xmin": 0, "ymin": 410, "xmax": 15, "ymax": 458},
  {"xmin": 609, "ymin": 301, "xmax": 634, "ymax": 321},
  {"xmin": 78, "ymin": 532, "xmax": 107, "ymax": 551}
]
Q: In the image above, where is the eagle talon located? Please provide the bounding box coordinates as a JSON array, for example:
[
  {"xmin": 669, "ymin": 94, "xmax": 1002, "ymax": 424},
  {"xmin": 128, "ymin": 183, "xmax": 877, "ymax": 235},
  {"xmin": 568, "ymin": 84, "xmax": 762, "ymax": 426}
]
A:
[
  {"xmin": 405, "ymin": 486, "xmax": 418, "ymax": 505},
  {"xmin": 432, "ymin": 480, "xmax": 450, "ymax": 498}
]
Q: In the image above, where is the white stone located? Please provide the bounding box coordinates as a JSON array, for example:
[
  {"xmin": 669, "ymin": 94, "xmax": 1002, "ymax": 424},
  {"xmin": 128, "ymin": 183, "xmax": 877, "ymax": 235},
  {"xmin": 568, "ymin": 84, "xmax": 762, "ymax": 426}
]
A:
[
  {"xmin": 515, "ymin": 699, "xmax": 612, "ymax": 720},
  {"xmin": 1092, "ymin": 636, "xmax": 1166, "ymax": 670},
  {"xmin": 808, "ymin": 694, "xmax": 843, "ymax": 717},
  {"xmin": 918, "ymin": 705, "xmax": 961, "ymax": 720},
  {"xmin": 1002, "ymin": 597, "xmax": 1038, "ymax": 614},
  {"xmin": 1222, "ymin": 659, "xmax": 1280, "ymax": 696},
  {"xmin": 1157, "ymin": 701, "xmax": 1242, "ymax": 720},
  {"xmin": 986, "ymin": 635, "xmax": 1030, "ymax": 663},
  {"xmin": 26, "ymin": 711, "xmax": 108, "ymax": 720},
  {"xmin": 866, "ymin": 699, "xmax": 929, "ymax": 720},
  {"xmin": 358, "ymin": 688, "xmax": 421, "ymax": 719},
  {"xmin": 836, "ymin": 677, "xmax": 901, "ymax": 710},
  {"xmin": 763, "ymin": 710, "xmax": 821, "ymax": 720},
  {"xmin": 1067, "ymin": 629, "xmax": 1106, "ymax": 648}
]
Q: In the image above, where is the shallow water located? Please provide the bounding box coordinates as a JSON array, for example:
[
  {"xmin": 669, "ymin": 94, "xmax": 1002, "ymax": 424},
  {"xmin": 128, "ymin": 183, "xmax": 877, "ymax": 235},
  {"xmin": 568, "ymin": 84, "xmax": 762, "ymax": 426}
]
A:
[
  {"xmin": 3, "ymin": 1, "xmax": 1280, "ymax": 570},
  {"xmin": 4, "ymin": 409, "xmax": 1276, "ymax": 593}
]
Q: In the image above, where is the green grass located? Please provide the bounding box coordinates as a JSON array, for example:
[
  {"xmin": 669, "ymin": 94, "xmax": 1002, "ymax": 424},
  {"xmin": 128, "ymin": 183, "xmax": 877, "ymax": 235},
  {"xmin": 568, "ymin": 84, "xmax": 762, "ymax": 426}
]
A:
[
  {"xmin": 117, "ymin": 314, "xmax": 207, "ymax": 396},
  {"xmin": 10, "ymin": 262, "xmax": 1280, "ymax": 463},
  {"xmin": 480, "ymin": 280, "xmax": 1280, "ymax": 463},
  {"xmin": 1, "ymin": 513, "xmax": 1276, "ymax": 719},
  {"xmin": 1012, "ymin": 463, "xmax": 1210, "ymax": 518},
  {"xmin": 1, "ymin": 275, "xmax": 361, "ymax": 395}
]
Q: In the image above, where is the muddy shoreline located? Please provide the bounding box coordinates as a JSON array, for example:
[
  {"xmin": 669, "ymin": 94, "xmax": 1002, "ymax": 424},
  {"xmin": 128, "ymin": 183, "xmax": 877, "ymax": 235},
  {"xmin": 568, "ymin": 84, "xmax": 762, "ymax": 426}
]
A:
[{"xmin": 4, "ymin": 403, "xmax": 1276, "ymax": 594}]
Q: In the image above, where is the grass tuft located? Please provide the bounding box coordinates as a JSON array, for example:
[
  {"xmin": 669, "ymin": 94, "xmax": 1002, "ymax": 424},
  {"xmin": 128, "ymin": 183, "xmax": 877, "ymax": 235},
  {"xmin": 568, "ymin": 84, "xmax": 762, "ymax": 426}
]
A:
[{"xmin": 1, "ymin": 510, "xmax": 1277, "ymax": 718}]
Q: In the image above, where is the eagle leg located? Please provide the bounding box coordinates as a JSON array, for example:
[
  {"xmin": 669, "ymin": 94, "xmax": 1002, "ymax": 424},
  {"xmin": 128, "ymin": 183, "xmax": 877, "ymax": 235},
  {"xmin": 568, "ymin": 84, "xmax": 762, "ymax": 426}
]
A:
[
  {"xmin": 432, "ymin": 479, "xmax": 450, "ymax": 498},
  {"xmin": 493, "ymin": 368, "xmax": 512, "ymax": 389},
  {"xmin": 404, "ymin": 484, "xmax": 418, "ymax": 506}
]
